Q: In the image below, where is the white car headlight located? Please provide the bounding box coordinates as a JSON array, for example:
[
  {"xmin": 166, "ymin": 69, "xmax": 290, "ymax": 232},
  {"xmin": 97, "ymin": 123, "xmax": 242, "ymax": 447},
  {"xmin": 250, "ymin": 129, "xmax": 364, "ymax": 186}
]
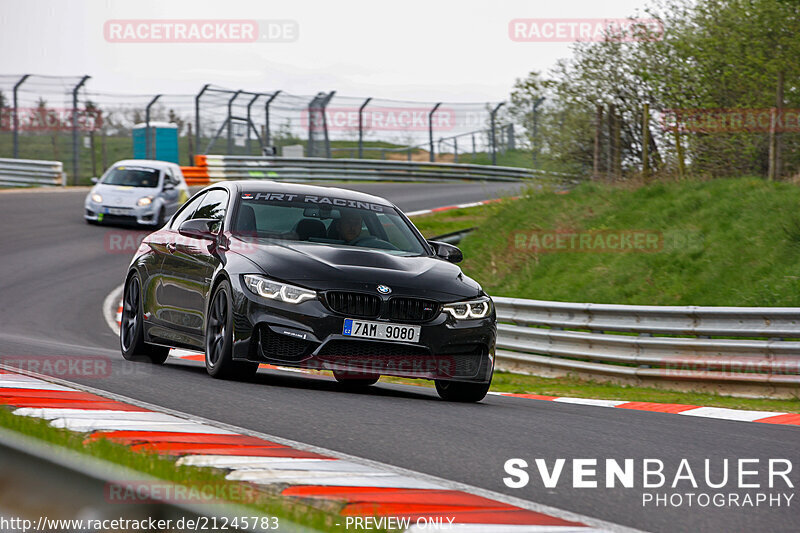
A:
[
  {"xmin": 443, "ymin": 298, "xmax": 492, "ymax": 320},
  {"xmin": 244, "ymin": 275, "xmax": 317, "ymax": 304},
  {"xmin": 137, "ymin": 196, "xmax": 153, "ymax": 207},
  {"xmin": 91, "ymin": 193, "xmax": 103, "ymax": 203}
]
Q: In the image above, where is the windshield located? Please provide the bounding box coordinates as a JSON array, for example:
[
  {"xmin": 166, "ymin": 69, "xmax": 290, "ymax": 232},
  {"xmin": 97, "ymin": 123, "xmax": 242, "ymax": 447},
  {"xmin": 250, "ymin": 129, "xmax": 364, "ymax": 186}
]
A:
[
  {"xmin": 101, "ymin": 166, "xmax": 161, "ymax": 188},
  {"xmin": 232, "ymin": 192, "xmax": 427, "ymax": 256}
]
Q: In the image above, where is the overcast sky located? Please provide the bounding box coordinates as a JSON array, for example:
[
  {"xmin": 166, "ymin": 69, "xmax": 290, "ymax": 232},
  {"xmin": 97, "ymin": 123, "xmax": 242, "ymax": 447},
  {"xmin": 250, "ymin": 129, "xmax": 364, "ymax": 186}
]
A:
[{"xmin": 1, "ymin": 0, "xmax": 654, "ymax": 102}]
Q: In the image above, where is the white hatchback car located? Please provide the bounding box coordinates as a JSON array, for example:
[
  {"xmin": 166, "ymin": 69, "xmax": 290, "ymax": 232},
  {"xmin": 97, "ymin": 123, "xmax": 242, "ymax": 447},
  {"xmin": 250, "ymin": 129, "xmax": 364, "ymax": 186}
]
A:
[{"xmin": 84, "ymin": 160, "xmax": 190, "ymax": 226}]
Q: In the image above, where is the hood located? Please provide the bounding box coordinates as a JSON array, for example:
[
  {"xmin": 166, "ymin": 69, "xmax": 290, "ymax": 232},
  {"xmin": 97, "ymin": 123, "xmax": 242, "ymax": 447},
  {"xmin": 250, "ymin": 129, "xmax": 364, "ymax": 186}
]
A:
[
  {"xmin": 230, "ymin": 237, "xmax": 482, "ymax": 301},
  {"xmin": 92, "ymin": 183, "xmax": 160, "ymax": 207}
]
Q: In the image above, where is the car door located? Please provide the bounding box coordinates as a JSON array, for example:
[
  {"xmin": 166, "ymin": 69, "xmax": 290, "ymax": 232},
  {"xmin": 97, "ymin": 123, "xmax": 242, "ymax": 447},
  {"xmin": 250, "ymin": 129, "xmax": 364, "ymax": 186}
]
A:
[
  {"xmin": 146, "ymin": 191, "xmax": 206, "ymax": 339},
  {"xmin": 158, "ymin": 189, "xmax": 229, "ymax": 343}
]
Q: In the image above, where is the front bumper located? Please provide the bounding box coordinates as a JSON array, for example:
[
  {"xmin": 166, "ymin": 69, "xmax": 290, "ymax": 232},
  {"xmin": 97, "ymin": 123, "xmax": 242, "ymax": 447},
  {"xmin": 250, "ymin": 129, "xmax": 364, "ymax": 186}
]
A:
[
  {"xmin": 230, "ymin": 279, "xmax": 496, "ymax": 383},
  {"xmin": 84, "ymin": 200, "xmax": 161, "ymax": 225}
]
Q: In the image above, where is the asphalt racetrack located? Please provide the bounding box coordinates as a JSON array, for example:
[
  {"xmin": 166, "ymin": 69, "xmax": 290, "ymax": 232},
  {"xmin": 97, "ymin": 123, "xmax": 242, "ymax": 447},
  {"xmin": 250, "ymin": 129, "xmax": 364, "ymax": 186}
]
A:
[{"xmin": 0, "ymin": 183, "xmax": 797, "ymax": 533}]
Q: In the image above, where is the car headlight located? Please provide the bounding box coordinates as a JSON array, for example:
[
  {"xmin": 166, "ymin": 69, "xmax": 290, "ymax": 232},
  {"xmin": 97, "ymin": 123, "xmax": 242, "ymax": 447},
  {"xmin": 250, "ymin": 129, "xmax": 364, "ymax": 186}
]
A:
[
  {"xmin": 443, "ymin": 297, "xmax": 492, "ymax": 319},
  {"xmin": 243, "ymin": 275, "xmax": 317, "ymax": 304},
  {"xmin": 91, "ymin": 193, "xmax": 103, "ymax": 203},
  {"xmin": 137, "ymin": 196, "xmax": 153, "ymax": 207}
]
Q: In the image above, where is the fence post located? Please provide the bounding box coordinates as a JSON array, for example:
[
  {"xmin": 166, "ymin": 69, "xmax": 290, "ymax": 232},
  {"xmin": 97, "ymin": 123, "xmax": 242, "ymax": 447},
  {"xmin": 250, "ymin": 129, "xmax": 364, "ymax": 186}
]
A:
[
  {"xmin": 71, "ymin": 75, "xmax": 90, "ymax": 185},
  {"xmin": 606, "ymin": 104, "xmax": 615, "ymax": 178},
  {"xmin": 358, "ymin": 97, "xmax": 372, "ymax": 159},
  {"xmin": 12, "ymin": 74, "xmax": 30, "ymax": 159},
  {"xmin": 226, "ymin": 90, "xmax": 242, "ymax": 155},
  {"xmin": 194, "ymin": 84, "xmax": 210, "ymax": 161},
  {"xmin": 674, "ymin": 127, "xmax": 685, "ymax": 180},
  {"xmin": 472, "ymin": 133, "xmax": 476, "ymax": 160},
  {"xmin": 531, "ymin": 97, "xmax": 544, "ymax": 166},
  {"xmin": 145, "ymin": 94, "xmax": 161, "ymax": 160},
  {"xmin": 453, "ymin": 136, "xmax": 458, "ymax": 163},
  {"xmin": 642, "ymin": 102, "xmax": 650, "ymax": 179},
  {"xmin": 428, "ymin": 103, "xmax": 442, "ymax": 162},
  {"xmin": 187, "ymin": 123, "xmax": 194, "ymax": 166},
  {"xmin": 322, "ymin": 91, "xmax": 335, "ymax": 158},
  {"xmin": 264, "ymin": 90, "xmax": 281, "ymax": 150},
  {"xmin": 246, "ymin": 93, "xmax": 262, "ymax": 155},
  {"xmin": 593, "ymin": 104, "xmax": 603, "ymax": 179},
  {"xmin": 768, "ymin": 70, "xmax": 785, "ymax": 181},
  {"xmin": 490, "ymin": 102, "xmax": 504, "ymax": 165}
]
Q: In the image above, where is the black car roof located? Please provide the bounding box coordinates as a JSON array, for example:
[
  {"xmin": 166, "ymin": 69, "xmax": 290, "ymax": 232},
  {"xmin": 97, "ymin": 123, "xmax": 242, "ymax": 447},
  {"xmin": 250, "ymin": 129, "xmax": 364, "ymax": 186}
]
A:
[{"xmin": 222, "ymin": 180, "xmax": 395, "ymax": 208}]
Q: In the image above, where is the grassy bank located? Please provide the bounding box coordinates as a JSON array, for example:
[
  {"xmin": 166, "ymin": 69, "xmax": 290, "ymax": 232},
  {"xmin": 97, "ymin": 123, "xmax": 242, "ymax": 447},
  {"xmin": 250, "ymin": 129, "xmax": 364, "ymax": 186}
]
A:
[{"xmin": 439, "ymin": 177, "xmax": 800, "ymax": 307}]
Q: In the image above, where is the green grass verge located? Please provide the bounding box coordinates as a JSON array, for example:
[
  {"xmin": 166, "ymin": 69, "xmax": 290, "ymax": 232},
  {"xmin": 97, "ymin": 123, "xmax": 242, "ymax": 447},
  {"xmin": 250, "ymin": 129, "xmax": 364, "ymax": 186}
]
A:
[
  {"xmin": 379, "ymin": 372, "xmax": 800, "ymax": 413},
  {"xmin": 0, "ymin": 407, "xmax": 356, "ymax": 532}
]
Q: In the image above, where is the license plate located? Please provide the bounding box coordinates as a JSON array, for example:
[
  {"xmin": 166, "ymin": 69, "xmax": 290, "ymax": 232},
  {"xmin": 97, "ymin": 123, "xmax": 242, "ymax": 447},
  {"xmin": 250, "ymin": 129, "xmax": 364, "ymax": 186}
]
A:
[
  {"xmin": 343, "ymin": 319, "xmax": 420, "ymax": 343},
  {"xmin": 105, "ymin": 207, "xmax": 130, "ymax": 215}
]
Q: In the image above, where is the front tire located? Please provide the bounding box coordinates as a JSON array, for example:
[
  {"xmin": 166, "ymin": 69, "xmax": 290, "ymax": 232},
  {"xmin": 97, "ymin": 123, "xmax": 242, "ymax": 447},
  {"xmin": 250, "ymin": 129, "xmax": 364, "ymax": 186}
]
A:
[
  {"xmin": 434, "ymin": 380, "xmax": 490, "ymax": 402},
  {"xmin": 120, "ymin": 273, "xmax": 169, "ymax": 364},
  {"xmin": 205, "ymin": 280, "xmax": 258, "ymax": 380}
]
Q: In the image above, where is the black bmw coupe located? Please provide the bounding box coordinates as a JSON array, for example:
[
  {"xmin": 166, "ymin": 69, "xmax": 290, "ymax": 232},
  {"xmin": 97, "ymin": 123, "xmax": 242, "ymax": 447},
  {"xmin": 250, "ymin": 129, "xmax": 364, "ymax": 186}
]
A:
[{"xmin": 120, "ymin": 181, "xmax": 496, "ymax": 402}]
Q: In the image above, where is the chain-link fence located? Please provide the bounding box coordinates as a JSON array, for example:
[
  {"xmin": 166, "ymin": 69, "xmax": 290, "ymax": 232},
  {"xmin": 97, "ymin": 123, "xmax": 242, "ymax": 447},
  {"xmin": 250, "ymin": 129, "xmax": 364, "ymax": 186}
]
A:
[{"xmin": 0, "ymin": 74, "xmax": 516, "ymax": 185}]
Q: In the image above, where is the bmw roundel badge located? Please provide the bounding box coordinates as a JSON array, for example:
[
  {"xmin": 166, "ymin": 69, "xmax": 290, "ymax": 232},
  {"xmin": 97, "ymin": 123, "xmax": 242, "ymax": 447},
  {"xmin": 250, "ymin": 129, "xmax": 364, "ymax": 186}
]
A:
[{"xmin": 377, "ymin": 284, "xmax": 392, "ymax": 294}]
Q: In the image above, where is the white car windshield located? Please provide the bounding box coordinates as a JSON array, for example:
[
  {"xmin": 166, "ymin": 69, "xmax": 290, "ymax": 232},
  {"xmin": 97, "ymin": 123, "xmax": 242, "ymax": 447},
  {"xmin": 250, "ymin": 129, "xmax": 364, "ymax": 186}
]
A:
[{"xmin": 101, "ymin": 166, "xmax": 160, "ymax": 187}]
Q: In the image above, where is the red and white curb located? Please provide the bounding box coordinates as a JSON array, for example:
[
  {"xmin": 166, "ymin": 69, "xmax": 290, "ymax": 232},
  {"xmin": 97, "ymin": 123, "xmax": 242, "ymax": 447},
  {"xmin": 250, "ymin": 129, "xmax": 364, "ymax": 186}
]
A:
[
  {"xmin": 490, "ymin": 393, "xmax": 800, "ymax": 428},
  {"xmin": 0, "ymin": 368, "xmax": 633, "ymax": 532}
]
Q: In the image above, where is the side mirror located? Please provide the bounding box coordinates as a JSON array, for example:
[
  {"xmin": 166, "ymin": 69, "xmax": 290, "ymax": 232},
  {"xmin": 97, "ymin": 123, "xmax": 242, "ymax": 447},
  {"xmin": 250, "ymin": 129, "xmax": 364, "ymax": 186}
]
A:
[
  {"xmin": 163, "ymin": 182, "xmax": 175, "ymax": 191},
  {"xmin": 428, "ymin": 240, "xmax": 463, "ymax": 264},
  {"xmin": 90, "ymin": 177, "xmax": 99, "ymax": 184},
  {"xmin": 178, "ymin": 218, "xmax": 217, "ymax": 240}
]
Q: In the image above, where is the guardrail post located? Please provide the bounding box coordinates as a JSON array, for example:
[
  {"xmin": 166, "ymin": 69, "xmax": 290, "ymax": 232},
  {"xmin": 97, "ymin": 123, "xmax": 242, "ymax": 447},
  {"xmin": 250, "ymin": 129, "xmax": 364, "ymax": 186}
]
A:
[
  {"xmin": 71, "ymin": 75, "xmax": 90, "ymax": 185},
  {"xmin": 145, "ymin": 94, "xmax": 161, "ymax": 160},
  {"xmin": 490, "ymin": 102, "xmax": 505, "ymax": 165},
  {"xmin": 12, "ymin": 74, "xmax": 30, "ymax": 159},
  {"xmin": 194, "ymin": 84, "xmax": 210, "ymax": 160},
  {"xmin": 264, "ymin": 90, "xmax": 281, "ymax": 152},
  {"xmin": 358, "ymin": 97, "xmax": 372, "ymax": 159},
  {"xmin": 428, "ymin": 103, "xmax": 441, "ymax": 162}
]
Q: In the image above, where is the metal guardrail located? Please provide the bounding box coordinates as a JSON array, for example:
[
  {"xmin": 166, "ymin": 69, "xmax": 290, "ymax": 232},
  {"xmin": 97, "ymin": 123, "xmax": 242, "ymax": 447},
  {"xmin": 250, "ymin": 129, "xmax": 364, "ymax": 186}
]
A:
[
  {"xmin": 198, "ymin": 155, "xmax": 582, "ymax": 183},
  {"xmin": 493, "ymin": 297, "xmax": 800, "ymax": 385},
  {"xmin": 0, "ymin": 157, "xmax": 64, "ymax": 187}
]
